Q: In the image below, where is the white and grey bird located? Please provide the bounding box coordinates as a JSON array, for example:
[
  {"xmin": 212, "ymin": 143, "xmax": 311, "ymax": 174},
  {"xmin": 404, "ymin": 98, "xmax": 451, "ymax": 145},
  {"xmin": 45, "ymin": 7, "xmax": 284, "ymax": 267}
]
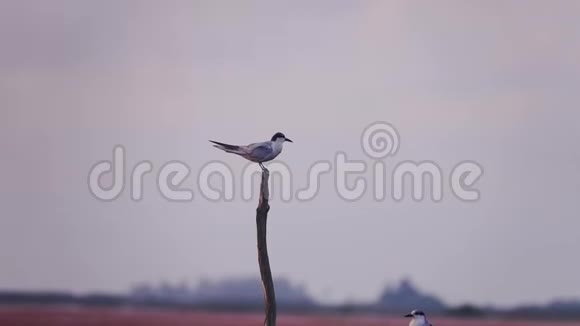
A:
[
  {"xmin": 209, "ymin": 132, "xmax": 293, "ymax": 171},
  {"xmin": 404, "ymin": 310, "xmax": 433, "ymax": 326}
]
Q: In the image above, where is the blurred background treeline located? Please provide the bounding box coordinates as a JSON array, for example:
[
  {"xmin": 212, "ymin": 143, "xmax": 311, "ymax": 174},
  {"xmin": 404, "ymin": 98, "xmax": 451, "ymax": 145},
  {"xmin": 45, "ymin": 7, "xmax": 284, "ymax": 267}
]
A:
[{"xmin": 2, "ymin": 278, "xmax": 579, "ymax": 320}]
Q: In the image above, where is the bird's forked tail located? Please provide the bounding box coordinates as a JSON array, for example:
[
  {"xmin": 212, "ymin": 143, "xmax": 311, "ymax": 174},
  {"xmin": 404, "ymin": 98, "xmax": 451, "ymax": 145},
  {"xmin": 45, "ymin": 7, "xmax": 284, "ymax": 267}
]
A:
[{"xmin": 209, "ymin": 140, "xmax": 242, "ymax": 154}]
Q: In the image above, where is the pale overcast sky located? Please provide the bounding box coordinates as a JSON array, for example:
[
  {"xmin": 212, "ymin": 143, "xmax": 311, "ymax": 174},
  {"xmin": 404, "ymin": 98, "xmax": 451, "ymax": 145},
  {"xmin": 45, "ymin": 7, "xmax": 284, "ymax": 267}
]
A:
[{"xmin": 1, "ymin": 0, "xmax": 579, "ymax": 306}]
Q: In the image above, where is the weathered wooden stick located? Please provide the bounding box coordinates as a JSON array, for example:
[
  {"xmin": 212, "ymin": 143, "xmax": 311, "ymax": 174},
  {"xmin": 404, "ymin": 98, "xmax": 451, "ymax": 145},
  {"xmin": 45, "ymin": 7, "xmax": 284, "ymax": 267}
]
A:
[{"xmin": 256, "ymin": 168, "xmax": 276, "ymax": 326}]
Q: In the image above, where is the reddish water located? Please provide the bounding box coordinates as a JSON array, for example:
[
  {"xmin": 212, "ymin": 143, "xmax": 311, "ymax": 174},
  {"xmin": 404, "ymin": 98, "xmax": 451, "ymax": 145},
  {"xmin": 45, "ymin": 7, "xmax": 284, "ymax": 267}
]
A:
[{"xmin": 0, "ymin": 307, "xmax": 576, "ymax": 326}]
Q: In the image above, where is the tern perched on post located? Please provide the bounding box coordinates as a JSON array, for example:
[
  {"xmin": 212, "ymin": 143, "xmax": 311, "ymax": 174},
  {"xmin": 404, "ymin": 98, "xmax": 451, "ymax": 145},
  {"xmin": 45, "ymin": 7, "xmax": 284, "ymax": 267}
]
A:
[
  {"xmin": 209, "ymin": 132, "xmax": 293, "ymax": 171},
  {"xmin": 405, "ymin": 310, "xmax": 433, "ymax": 326}
]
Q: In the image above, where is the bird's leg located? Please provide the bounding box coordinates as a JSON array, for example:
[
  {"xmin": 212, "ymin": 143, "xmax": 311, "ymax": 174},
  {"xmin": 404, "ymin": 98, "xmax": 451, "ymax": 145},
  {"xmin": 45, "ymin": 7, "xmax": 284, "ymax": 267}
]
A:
[{"xmin": 259, "ymin": 163, "xmax": 270, "ymax": 173}]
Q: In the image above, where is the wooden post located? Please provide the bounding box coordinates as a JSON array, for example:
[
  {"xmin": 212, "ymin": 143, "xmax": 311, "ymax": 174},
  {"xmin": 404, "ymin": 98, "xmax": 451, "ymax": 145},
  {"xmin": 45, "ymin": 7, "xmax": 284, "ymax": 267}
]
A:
[{"xmin": 256, "ymin": 168, "xmax": 276, "ymax": 326}]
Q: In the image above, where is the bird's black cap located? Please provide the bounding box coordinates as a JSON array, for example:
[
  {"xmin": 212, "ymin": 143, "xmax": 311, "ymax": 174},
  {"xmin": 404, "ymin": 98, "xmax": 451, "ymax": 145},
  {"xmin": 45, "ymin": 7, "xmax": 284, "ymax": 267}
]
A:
[
  {"xmin": 405, "ymin": 310, "xmax": 425, "ymax": 317},
  {"xmin": 271, "ymin": 132, "xmax": 286, "ymax": 141},
  {"xmin": 271, "ymin": 132, "xmax": 292, "ymax": 142}
]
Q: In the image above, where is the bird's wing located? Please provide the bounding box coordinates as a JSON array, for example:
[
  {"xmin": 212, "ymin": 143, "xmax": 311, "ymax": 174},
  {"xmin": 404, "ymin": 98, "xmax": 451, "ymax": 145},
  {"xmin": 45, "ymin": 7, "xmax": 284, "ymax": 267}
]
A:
[{"xmin": 247, "ymin": 142, "xmax": 273, "ymax": 159}]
